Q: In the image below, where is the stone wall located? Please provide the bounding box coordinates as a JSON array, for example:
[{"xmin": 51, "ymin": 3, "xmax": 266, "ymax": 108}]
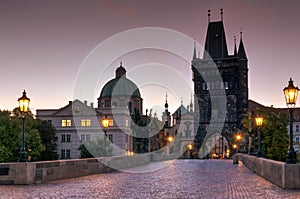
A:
[
  {"xmin": 236, "ymin": 153, "xmax": 300, "ymax": 189},
  {"xmin": 0, "ymin": 154, "xmax": 150, "ymax": 185}
]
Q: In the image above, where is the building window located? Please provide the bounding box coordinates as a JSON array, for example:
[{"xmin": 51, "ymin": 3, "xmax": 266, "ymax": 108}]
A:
[
  {"xmin": 105, "ymin": 100, "xmax": 111, "ymax": 107},
  {"xmin": 67, "ymin": 134, "xmax": 71, "ymax": 142},
  {"xmin": 108, "ymin": 134, "xmax": 113, "ymax": 143},
  {"xmin": 66, "ymin": 149, "xmax": 71, "ymax": 159},
  {"xmin": 81, "ymin": 119, "xmax": 91, "ymax": 127},
  {"xmin": 109, "ymin": 119, "xmax": 114, "ymax": 127},
  {"xmin": 62, "ymin": 119, "xmax": 71, "ymax": 127},
  {"xmin": 202, "ymin": 83, "xmax": 206, "ymax": 90},
  {"xmin": 295, "ymin": 137, "xmax": 300, "ymax": 143},
  {"xmin": 112, "ymin": 101, "xmax": 118, "ymax": 107},
  {"xmin": 86, "ymin": 134, "xmax": 90, "ymax": 142},
  {"xmin": 47, "ymin": 120, "xmax": 52, "ymax": 124},
  {"xmin": 61, "ymin": 134, "xmax": 66, "ymax": 142},
  {"xmin": 220, "ymin": 82, "xmax": 224, "ymax": 89},
  {"xmin": 81, "ymin": 134, "xmax": 91, "ymax": 142},
  {"xmin": 206, "ymin": 83, "xmax": 210, "ymax": 90},
  {"xmin": 81, "ymin": 134, "xmax": 85, "ymax": 142},
  {"xmin": 225, "ymin": 82, "xmax": 229, "ymax": 90},
  {"xmin": 61, "ymin": 149, "xmax": 66, "ymax": 159},
  {"xmin": 126, "ymin": 120, "xmax": 129, "ymax": 127},
  {"xmin": 296, "ymin": 125, "xmax": 299, "ymax": 132}
]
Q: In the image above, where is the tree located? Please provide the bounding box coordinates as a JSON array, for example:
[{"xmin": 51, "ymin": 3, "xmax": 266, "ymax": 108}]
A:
[
  {"xmin": 78, "ymin": 144, "xmax": 94, "ymax": 158},
  {"xmin": 0, "ymin": 109, "xmax": 44, "ymax": 162},
  {"xmin": 261, "ymin": 110, "xmax": 289, "ymax": 162},
  {"xmin": 35, "ymin": 119, "xmax": 58, "ymax": 160},
  {"xmin": 243, "ymin": 108, "xmax": 289, "ymax": 162}
]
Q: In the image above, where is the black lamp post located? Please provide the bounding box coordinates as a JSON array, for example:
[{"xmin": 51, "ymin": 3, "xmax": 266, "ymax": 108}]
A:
[
  {"xmin": 18, "ymin": 90, "xmax": 30, "ymax": 162},
  {"xmin": 283, "ymin": 78, "xmax": 299, "ymax": 164},
  {"xmin": 255, "ymin": 116, "xmax": 263, "ymax": 157}
]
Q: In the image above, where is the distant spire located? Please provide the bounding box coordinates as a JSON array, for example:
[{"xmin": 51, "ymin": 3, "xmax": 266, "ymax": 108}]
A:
[
  {"xmin": 234, "ymin": 36, "xmax": 237, "ymax": 56},
  {"xmin": 208, "ymin": 9, "xmax": 211, "ymax": 23},
  {"xmin": 220, "ymin": 8, "xmax": 224, "ymax": 21},
  {"xmin": 238, "ymin": 29, "xmax": 247, "ymax": 59},
  {"xmin": 193, "ymin": 40, "xmax": 197, "ymax": 59},
  {"xmin": 165, "ymin": 92, "xmax": 168, "ymax": 110},
  {"xmin": 181, "ymin": 98, "xmax": 183, "ymax": 105}
]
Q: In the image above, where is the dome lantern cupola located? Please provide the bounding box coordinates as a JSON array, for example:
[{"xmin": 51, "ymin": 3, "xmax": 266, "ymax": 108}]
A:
[{"xmin": 116, "ymin": 62, "xmax": 126, "ymax": 78}]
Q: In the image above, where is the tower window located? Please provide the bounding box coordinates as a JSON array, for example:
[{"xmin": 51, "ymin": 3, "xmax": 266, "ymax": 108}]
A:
[
  {"xmin": 202, "ymin": 83, "xmax": 206, "ymax": 90},
  {"xmin": 225, "ymin": 82, "xmax": 229, "ymax": 90}
]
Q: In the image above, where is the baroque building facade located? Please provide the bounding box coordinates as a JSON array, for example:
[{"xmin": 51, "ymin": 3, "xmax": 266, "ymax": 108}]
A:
[{"xmin": 192, "ymin": 11, "xmax": 249, "ymax": 154}]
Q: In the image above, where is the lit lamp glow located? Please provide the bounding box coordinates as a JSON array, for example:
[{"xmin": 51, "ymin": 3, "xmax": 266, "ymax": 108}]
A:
[
  {"xmin": 283, "ymin": 78, "xmax": 299, "ymax": 164},
  {"xmin": 255, "ymin": 117, "xmax": 263, "ymax": 127},
  {"xmin": 18, "ymin": 90, "xmax": 30, "ymax": 113},
  {"xmin": 167, "ymin": 136, "xmax": 173, "ymax": 143},
  {"xmin": 102, "ymin": 116, "xmax": 109, "ymax": 128},
  {"xmin": 188, "ymin": 144, "xmax": 193, "ymax": 150},
  {"xmin": 18, "ymin": 90, "xmax": 30, "ymax": 162}
]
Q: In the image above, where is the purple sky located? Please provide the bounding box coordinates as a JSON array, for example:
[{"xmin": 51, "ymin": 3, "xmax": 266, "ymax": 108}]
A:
[{"xmin": 1, "ymin": 0, "xmax": 300, "ymax": 114}]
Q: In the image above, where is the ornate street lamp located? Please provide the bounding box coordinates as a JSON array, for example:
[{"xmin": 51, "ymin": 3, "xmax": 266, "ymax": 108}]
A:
[
  {"xmin": 18, "ymin": 90, "xmax": 30, "ymax": 162},
  {"xmin": 255, "ymin": 116, "xmax": 263, "ymax": 157},
  {"xmin": 102, "ymin": 116, "xmax": 109, "ymax": 136},
  {"xmin": 283, "ymin": 78, "xmax": 299, "ymax": 164}
]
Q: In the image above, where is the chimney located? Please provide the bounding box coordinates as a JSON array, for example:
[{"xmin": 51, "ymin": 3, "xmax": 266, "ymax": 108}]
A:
[
  {"xmin": 69, "ymin": 101, "xmax": 72, "ymax": 105},
  {"xmin": 90, "ymin": 102, "xmax": 94, "ymax": 108},
  {"xmin": 84, "ymin": 100, "xmax": 87, "ymax": 105}
]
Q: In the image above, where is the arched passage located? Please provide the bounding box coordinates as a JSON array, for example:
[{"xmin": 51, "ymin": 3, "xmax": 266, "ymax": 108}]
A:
[{"xmin": 198, "ymin": 130, "xmax": 230, "ymax": 159}]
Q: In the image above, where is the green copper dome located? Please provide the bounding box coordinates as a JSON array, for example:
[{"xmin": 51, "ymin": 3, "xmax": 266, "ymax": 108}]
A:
[
  {"xmin": 100, "ymin": 64, "xmax": 141, "ymax": 98},
  {"xmin": 100, "ymin": 77, "xmax": 141, "ymax": 98}
]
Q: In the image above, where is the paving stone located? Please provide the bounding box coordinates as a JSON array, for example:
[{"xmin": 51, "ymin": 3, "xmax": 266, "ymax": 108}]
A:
[{"xmin": 0, "ymin": 159, "xmax": 300, "ymax": 198}]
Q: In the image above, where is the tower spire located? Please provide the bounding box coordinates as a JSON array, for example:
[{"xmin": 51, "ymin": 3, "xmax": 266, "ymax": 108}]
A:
[
  {"xmin": 165, "ymin": 92, "xmax": 168, "ymax": 111},
  {"xmin": 234, "ymin": 36, "xmax": 237, "ymax": 56},
  {"xmin": 193, "ymin": 40, "xmax": 197, "ymax": 59},
  {"xmin": 238, "ymin": 29, "xmax": 247, "ymax": 59},
  {"xmin": 220, "ymin": 8, "xmax": 223, "ymax": 21}
]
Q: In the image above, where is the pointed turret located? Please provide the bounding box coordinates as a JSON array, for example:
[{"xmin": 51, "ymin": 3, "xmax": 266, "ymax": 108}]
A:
[
  {"xmin": 203, "ymin": 9, "xmax": 228, "ymax": 60},
  {"xmin": 193, "ymin": 41, "xmax": 197, "ymax": 59},
  {"xmin": 234, "ymin": 36, "xmax": 237, "ymax": 56},
  {"xmin": 238, "ymin": 31, "xmax": 247, "ymax": 60}
]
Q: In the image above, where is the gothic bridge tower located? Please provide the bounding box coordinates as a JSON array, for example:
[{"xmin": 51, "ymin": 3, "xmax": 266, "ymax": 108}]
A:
[{"xmin": 192, "ymin": 9, "xmax": 249, "ymax": 152}]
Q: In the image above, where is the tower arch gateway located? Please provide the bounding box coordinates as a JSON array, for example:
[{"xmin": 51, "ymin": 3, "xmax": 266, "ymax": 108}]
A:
[{"xmin": 192, "ymin": 9, "xmax": 249, "ymax": 155}]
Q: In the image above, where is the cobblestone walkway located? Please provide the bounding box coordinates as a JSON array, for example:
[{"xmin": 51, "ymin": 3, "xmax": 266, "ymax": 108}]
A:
[{"xmin": 1, "ymin": 159, "xmax": 300, "ymax": 198}]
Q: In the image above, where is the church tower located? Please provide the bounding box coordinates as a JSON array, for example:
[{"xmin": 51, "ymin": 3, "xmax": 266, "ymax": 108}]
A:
[
  {"xmin": 192, "ymin": 9, "xmax": 249, "ymax": 150},
  {"xmin": 162, "ymin": 93, "xmax": 171, "ymax": 127}
]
